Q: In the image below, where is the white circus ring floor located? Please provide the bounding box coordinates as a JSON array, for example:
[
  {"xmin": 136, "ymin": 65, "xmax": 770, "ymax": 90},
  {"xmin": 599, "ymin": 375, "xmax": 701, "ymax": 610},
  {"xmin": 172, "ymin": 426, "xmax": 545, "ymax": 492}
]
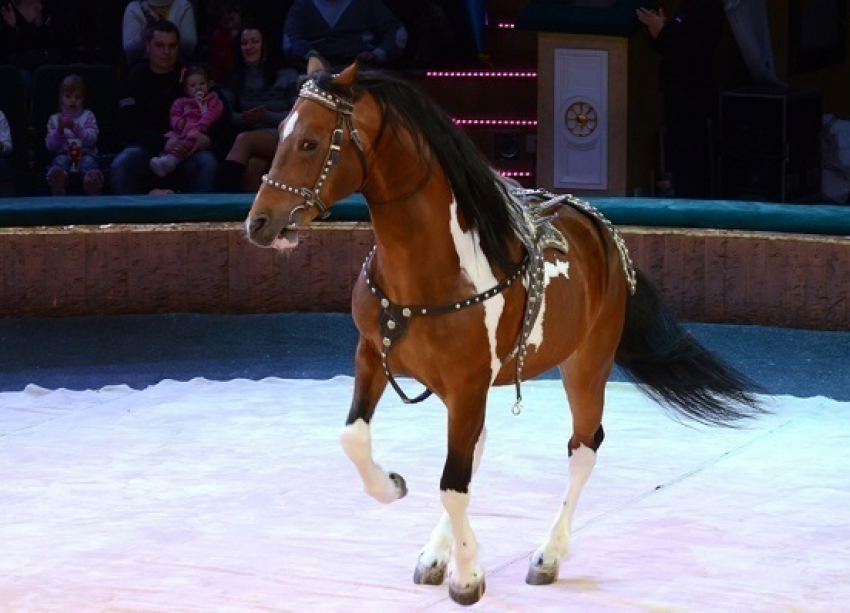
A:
[{"xmin": 0, "ymin": 377, "xmax": 847, "ymax": 612}]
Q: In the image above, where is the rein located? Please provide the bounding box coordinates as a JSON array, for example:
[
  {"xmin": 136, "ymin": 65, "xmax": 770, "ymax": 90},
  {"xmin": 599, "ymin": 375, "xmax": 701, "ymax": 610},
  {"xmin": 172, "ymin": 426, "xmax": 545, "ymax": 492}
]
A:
[{"xmin": 261, "ymin": 79, "xmax": 367, "ymax": 228}]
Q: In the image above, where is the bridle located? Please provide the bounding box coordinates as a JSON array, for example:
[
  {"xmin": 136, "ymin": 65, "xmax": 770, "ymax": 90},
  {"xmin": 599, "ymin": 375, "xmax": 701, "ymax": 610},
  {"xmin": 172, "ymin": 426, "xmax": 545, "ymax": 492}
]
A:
[{"xmin": 260, "ymin": 78, "xmax": 367, "ymax": 229}]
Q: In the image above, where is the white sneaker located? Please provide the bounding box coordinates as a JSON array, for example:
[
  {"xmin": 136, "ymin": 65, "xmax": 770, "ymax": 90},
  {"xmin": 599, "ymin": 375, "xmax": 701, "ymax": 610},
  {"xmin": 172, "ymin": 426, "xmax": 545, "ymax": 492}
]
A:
[{"xmin": 150, "ymin": 154, "xmax": 178, "ymax": 177}]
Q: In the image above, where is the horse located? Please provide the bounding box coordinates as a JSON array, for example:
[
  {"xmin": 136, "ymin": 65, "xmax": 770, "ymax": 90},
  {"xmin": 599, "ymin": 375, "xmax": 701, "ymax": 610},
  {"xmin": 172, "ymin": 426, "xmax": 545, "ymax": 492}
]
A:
[{"xmin": 244, "ymin": 61, "xmax": 763, "ymax": 606}]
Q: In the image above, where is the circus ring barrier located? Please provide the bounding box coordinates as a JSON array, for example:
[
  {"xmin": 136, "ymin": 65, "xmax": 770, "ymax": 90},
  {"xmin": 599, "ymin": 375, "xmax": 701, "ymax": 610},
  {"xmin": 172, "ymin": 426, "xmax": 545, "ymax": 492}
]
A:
[{"xmin": 1, "ymin": 194, "xmax": 847, "ymax": 330}]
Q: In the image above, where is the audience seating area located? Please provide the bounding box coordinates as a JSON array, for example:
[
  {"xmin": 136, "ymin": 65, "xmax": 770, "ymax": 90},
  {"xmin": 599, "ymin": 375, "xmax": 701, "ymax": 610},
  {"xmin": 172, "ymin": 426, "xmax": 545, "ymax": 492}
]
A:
[{"xmin": 0, "ymin": 63, "xmax": 120, "ymax": 196}]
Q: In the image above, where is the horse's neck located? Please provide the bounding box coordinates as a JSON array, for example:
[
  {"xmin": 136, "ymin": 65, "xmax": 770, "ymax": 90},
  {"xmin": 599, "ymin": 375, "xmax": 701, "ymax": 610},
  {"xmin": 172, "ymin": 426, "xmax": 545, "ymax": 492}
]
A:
[{"xmin": 363, "ymin": 172, "xmax": 479, "ymax": 304}]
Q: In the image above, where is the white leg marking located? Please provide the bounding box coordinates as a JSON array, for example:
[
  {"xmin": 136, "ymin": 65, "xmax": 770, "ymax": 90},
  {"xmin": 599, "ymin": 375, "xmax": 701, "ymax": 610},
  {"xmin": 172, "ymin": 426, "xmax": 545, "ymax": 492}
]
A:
[
  {"xmin": 339, "ymin": 419, "xmax": 402, "ymax": 504},
  {"xmin": 441, "ymin": 489, "xmax": 484, "ymax": 589},
  {"xmin": 448, "ymin": 201, "xmax": 504, "ymax": 382},
  {"xmin": 527, "ymin": 256, "xmax": 570, "ymax": 350},
  {"xmin": 532, "ymin": 444, "xmax": 596, "ymax": 568},
  {"xmin": 418, "ymin": 428, "xmax": 487, "ymax": 571}
]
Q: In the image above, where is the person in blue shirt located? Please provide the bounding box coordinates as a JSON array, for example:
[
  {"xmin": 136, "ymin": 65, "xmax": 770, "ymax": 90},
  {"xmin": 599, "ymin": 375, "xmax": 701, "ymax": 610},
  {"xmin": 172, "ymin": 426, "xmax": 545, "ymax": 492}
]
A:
[{"xmin": 282, "ymin": 0, "xmax": 407, "ymax": 70}]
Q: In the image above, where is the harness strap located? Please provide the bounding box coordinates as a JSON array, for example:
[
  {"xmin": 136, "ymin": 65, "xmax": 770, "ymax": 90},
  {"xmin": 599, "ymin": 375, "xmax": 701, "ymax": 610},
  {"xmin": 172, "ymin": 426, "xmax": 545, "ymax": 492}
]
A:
[{"xmin": 362, "ymin": 247, "xmax": 529, "ymax": 405}]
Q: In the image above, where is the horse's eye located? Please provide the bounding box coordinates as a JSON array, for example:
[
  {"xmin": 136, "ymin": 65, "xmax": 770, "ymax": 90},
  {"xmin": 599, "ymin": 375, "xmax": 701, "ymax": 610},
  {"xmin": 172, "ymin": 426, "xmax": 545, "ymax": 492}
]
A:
[{"xmin": 300, "ymin": 140, "xmax": 318, "ymax": 152}]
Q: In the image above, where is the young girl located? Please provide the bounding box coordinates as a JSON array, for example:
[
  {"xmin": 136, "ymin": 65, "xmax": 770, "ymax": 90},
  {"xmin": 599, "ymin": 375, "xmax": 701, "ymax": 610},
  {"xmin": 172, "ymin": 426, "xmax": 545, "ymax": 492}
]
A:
[
  {"xmin": 150, "ymin": 65, "xmax": 223, "ymax": 178},
  {"xmin": 45, "ymin": 74, "xmax": 103, "ymax": 196}
]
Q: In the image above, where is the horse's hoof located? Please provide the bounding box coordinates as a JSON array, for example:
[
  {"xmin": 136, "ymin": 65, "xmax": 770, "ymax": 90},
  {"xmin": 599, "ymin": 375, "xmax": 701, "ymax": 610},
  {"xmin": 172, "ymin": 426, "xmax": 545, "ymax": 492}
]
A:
[
  {"xmin": 413, "ymin": 559, "xmax": 447, "ymax": 585},
  {"xmin": 389, "ymin": 472, "xmax": 408, "ymax": 499},
  {"xmin": 448, "ymin": 578, "xmax": 486, "ymax": 606},
  {"xmin": 525, "ymin": 561, "xmax": 559, "ymax": 585}
]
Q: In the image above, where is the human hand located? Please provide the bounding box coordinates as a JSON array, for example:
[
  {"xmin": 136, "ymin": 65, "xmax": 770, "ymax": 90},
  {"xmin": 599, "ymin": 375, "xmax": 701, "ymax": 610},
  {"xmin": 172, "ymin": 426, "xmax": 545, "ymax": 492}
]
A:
[
  {"xmin": 59, "ymin": 116, "xmax": 75, "ymax": 131},
  {"xmin": 636, "ymin": 7, "xmax": 667, "ymax": 39},
  {"xmin": 241, "ymin": 106, "xmax": 266, "ymax": 124}
]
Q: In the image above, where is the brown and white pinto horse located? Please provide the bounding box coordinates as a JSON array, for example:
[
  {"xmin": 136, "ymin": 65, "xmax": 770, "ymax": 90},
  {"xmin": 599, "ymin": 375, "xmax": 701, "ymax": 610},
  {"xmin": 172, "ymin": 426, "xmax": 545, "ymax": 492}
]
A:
[{"xmin": 245, "ymin": 62, "xmax": 762, "ymax": 606}]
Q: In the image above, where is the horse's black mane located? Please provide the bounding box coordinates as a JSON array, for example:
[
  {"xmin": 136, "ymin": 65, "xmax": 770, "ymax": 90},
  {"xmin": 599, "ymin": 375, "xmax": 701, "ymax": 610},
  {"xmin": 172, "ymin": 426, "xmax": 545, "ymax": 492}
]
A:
[{"xmin": 316, "ymin": 70, "xmax": 519, "ymax": 273}]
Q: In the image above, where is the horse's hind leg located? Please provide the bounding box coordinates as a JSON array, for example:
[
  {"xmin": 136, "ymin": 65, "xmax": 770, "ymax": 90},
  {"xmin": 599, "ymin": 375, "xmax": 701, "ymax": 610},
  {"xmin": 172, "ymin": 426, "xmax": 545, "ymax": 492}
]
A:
[
  {"xmin": 414, "ymin": 426, "xmax": 487, "ymax": 586},
  {"xmin": 339, "ymin": 338, "xmax": 407, "ymax": 503},
  {"xmin": 526, "ymin": 340, "xmax": 615, "ymax": 585}
]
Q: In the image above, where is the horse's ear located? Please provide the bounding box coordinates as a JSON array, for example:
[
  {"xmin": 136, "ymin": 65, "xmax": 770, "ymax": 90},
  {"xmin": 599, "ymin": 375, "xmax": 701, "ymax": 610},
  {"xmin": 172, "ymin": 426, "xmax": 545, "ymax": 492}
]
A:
[
  {"xmin": 306, "ymin": 53, "xmax": 329, "ymax": 77},
  {"xmin": 333, "ymin": 61, "xmax": 359, "ymax": 89}
]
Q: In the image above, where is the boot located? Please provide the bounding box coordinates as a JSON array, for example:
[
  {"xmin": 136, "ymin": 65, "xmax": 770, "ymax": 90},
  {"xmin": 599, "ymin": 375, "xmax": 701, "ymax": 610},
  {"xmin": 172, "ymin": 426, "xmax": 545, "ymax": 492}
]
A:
[
  {"xmin": 46, "ymin": 166, "xmax": 67, "ymax": 196},
  {"xmin": 218, "ymin": 159, "xmax": 246, "ymax": 193},
  {"xmin": 150, "ymin": 154, "xmax": 179, "ymax": 178}
]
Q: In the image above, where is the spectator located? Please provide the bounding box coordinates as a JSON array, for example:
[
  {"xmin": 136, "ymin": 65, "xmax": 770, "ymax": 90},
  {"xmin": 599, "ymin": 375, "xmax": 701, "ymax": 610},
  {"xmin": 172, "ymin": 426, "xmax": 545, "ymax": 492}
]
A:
[
  {"xmin": 67, "ymin": 0, "xmax": 126, "ymax": 65},
  {"xmin": 151, "ymin": 65, "xmax": 224, "ymax": 177},
  {"xmin": 122, "ymin": 0, "xmax": 198, "ymax": 66},
  {"xmin": 637, "ymin": 0, "xmax": 725, "ymax": 199},
  {"xmin": 111, "ymin": 20, "xmax": 226, "ymax": 194},
  {"xmin": 0, "ymin": 0, "xmax": 73, "ymax": 82},
  {"xmin": 282, "ymin": 0, "xmax": 407, "ymax": 70},
  {"xmin": 44, "ymin": 74, "xmax": 103, "ymax": 196},
  {"xmin": 208, "ymin": 2, "xmax": 242, "ymax": 83},
  {"xmin": 219, "ymin": 23, "xmax": 299, "ymax": 192},
  {"xmin": 0, "ymin": 109, "xmax": 12, "ymax": 189}
]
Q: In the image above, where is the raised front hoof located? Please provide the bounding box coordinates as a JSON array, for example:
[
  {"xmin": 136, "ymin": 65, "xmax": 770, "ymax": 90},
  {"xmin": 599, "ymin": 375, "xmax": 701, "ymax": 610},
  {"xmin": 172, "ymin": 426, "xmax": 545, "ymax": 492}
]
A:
[
  {"xmin": 413, "ymin": 559, "xmax": 447, "ymax": 585},
  {"xmin": 448, "ymin": 578, "xmax": 486, "ymax": 606},
  {"xmin": 525, "ymin": 562, "xmax": 559, "ymax": 585},
  {"xmin": 389, "ymin": 472, "xmax": 408, "ymax": 499}
]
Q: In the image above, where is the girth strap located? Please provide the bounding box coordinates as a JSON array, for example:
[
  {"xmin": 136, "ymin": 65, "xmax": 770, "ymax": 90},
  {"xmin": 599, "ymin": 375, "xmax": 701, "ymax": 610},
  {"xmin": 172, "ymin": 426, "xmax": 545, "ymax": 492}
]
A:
[{"xmin": 362, "ymin": 247, "xmax": 529, "ymax": 404}]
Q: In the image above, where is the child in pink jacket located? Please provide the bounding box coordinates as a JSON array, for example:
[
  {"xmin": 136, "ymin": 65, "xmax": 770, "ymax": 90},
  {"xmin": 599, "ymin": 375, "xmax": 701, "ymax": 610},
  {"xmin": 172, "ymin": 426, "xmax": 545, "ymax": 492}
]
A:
[
  {"xmin": 45, "ymin": 74, "xmax": 103, "ymax": 195},
  {"xmin": 150, "ymin": 65, "xmax": 224, "ymax": 177}
]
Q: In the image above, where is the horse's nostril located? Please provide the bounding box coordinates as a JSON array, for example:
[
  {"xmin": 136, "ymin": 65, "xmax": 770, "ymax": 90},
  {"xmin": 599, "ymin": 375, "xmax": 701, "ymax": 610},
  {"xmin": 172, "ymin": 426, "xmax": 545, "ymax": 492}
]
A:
[{"xmin": 249, "ymin": 213, "xmax": 269, "ymax": 236}]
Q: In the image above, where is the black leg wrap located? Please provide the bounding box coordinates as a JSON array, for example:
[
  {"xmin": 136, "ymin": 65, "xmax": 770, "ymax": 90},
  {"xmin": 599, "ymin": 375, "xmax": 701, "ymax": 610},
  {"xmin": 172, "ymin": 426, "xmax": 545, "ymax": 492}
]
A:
[{"xmin": 593, "ymin": 424, "xmax": 605, "ymax": 450}]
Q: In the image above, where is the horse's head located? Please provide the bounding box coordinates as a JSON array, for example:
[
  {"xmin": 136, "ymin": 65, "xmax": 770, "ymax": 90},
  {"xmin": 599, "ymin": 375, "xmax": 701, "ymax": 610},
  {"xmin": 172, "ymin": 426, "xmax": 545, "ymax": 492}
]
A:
[{"xmin": 246, "ymin": 61, "xmax": 369, "ymax": 249}]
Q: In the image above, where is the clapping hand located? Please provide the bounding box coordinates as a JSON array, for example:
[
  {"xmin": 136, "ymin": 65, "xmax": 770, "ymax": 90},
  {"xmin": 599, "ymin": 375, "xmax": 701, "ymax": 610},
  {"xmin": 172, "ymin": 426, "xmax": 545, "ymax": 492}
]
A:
[{"xmin": 636, "ymin": 7, "xmax": 667, "ymax": 39}]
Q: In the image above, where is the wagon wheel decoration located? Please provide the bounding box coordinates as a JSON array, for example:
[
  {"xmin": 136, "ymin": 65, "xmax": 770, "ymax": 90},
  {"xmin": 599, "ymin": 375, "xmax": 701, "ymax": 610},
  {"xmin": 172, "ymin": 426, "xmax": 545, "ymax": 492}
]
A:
[{"xmin": 564, "ymin": 101, "xmax": 598, "ymax": 138}]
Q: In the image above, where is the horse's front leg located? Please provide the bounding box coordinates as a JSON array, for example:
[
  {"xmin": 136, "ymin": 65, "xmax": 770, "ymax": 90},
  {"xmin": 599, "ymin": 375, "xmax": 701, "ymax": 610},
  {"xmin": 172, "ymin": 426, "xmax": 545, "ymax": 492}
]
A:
[
  {"xmin": 414, "ymin": 426, "xmax": 487, "ymax": 586},
  {"xmin": 438, "ymin": 393, "xmax": 488, "ymax": 606},
  {"xmin": 339, "ymin": 338, "xmax": 407, "ymax": 504}
]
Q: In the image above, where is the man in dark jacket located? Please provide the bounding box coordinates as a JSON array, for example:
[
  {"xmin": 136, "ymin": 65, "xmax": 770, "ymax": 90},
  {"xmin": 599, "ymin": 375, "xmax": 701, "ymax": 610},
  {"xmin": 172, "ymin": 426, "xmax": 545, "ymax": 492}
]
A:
[
  {"xmin": 637, "ymin": 0, "xmax": 725, "ymax": 199},
  {"xmin": 282, "ymin": 0, "xmax": 407, "ymax": 70},
  {"xmin": 110, "ymin": 20, "xmax": 229, "ymax": 193}
]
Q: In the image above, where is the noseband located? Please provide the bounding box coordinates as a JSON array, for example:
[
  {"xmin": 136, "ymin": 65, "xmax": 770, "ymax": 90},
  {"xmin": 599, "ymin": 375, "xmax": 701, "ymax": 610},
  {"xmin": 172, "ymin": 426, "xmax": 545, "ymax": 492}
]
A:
[{"xmin": 261, "ymin": 78, "xmax": 366, "ymax": 229}]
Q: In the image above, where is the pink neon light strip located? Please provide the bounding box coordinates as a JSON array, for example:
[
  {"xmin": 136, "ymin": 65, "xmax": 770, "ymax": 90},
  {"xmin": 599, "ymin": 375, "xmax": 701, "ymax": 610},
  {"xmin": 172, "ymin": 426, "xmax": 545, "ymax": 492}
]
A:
[
  {"xmin": 453, "ymin": 118, "xmax": 538, "ymax": 126},
  {"xmin": 497, "ymin": 170, "xmax": 534, "ymax": 178},
  {"xmin": 426, "ymin": 71, "xmax": 537, "ymax": 78}
]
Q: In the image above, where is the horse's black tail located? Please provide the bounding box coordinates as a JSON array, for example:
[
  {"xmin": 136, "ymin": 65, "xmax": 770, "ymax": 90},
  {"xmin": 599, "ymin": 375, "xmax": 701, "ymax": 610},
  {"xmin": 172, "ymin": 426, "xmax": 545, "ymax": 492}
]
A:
[{"xmin": 615, "ymin": 270, "xmax": 766, "ymax": 426}]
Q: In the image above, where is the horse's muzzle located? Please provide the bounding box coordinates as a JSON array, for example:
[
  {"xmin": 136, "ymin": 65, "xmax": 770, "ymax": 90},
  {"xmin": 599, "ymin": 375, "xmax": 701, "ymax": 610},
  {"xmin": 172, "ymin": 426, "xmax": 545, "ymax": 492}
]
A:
[{"xmin": 245, "ymin": 210, "xmax": 300, "ymax": 249}]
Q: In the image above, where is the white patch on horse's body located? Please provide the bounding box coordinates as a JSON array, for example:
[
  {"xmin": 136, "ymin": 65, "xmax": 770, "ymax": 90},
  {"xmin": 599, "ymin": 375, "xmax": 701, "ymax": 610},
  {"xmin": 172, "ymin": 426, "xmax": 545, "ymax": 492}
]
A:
[
  {"xmin": 448, "ymin": 200, "xmax": 503, "ymax": 382},
  {"xmin": 339, "ymin": 419, "xmax": 402, "ymax": 504},
  {"xmin": 281, "ymin": 110, "xmax": 299, "ymax": 142},
  {"xmin": 527, "ymin": 256, "xmax": 571, "ymax": 350}
]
